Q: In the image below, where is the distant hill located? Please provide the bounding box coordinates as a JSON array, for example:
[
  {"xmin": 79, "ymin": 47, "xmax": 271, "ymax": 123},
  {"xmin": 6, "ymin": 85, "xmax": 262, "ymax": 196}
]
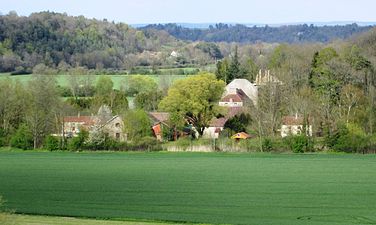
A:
[
  {"xmin": 140, "ymin": 23, "xmax": 374, "ymax": 43},
  {"xmin": 133, "ymin": 21, "xmax": 376, "ymax": 29}
]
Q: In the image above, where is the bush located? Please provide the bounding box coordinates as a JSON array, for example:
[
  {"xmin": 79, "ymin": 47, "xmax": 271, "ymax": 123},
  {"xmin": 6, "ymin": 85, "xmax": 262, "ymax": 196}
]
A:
[
  {"xmin": 262, "ymin": 138, "xmax": 273, "ymax": 152},
  {"xmin": 44, "ymin": 135, "xmax": 60, "ymax": 151},
  {"xmin": 130, "ymin": 136, "xmax": 162, "ymax": 151},
  {"xmin": 284, "ymin": 135, "xmax": 314, "ymax": 153},
  {"xmin": 10, "ymin": 124, "xmax": 33, "ymax": 150},
  {"xmin": 331, "ymin": 123, "xmax": 369, "ymax": 153},
  {"xmin": 0, "ymin": 129, "xmax": 6, "ymax": 147},
  {"xmin": 67, "ymin": 130, "xmax": 88, "ymax": 151}
]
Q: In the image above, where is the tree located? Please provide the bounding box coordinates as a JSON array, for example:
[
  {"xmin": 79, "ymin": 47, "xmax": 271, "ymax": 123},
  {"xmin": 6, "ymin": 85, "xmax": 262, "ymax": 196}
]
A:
[
  {"xmin": 215, "ymin": 59, "xmax": 229, "ymax": 83},
  {"xmin": 123, "ymin": 109, "xmax": 152, "ymax": 141},
  {"xmin": 159, "ymin": 73, "xmax": 225, "ymax": 135},
  {"xmin": 126, "ymin": 75, "xmax": 158, "ymax": 96},
  {"xmin": 26, "ymin": 75, "xmax": 61, "ymax": 149},
  {"xmin": 340, "ymin": 84, "xmax": 364, "ymax": 125},
  {"xmin": 227, "ymin": 46, "xmax": 241, "ymax": 81},
  {"xmin": 10, "ymin": 124, "xmax": 33, "ymax": 150},
  {"xmin": 134, "ymin": 90, "xmax": 163, "ymax": 111}
]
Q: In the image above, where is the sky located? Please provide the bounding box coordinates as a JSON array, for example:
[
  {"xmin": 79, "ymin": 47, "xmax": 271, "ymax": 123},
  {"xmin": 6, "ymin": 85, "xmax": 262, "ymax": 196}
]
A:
[{"xmin": 1, "ymin": 0, "xmax": 376, "ymax": 24}]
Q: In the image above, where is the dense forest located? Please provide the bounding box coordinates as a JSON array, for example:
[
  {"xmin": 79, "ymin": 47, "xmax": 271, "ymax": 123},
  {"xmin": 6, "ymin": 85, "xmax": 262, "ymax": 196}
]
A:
[
  {"xmin": 141, "ymin": 23, "xmax": 373, "ymax": 43},
  {"xmin": 0, "ymin": 11, "xmax": 374, "ymax": 73},
  {"xmin": 0, "ymin": 11, "xmax": 188, "ymax": 72}
]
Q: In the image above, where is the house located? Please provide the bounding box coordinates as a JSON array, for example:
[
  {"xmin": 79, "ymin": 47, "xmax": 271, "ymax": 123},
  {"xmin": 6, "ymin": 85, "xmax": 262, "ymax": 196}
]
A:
[
  {"xmin": 63, "ymin": 116, "xmax": 95, "ymax": 138},
  {"xmin": 203, "ymin": 107, "xmax": 245, "ymax": 139},
  {"xmin": 219, "ymin": 94, "xmax": 243, "ymax": 107},
  {"xmin": 148, "ymin": 112, "xmax": 170, "ymax": 141},
  {"xmin": 98, "ymin": 115, "xmax": 127, "ymax": 141},
  {"xmin": 223, "ymin": 79, "xmax": 258, "ymax": 106},
  {"xmin": 281, "ymin": 114, "xmax": 312, "ymax": 137},
  {"xmin": 62, "ymin": 105, "xmax": 127, "ymax": 141},
  {"xmin": 203, "ymin": 117, "xmax": 227, "ymax": 139}
]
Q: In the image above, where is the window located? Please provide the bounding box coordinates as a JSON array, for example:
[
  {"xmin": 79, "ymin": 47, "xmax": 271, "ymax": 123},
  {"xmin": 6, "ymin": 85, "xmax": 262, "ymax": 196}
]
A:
[
  {"xmin": 116, "ymin": 133, "xmax": 120, "ymax": 139},
  {"xmin": 115, "ymin": 123, "xmax": 120, "ymax": 128}
]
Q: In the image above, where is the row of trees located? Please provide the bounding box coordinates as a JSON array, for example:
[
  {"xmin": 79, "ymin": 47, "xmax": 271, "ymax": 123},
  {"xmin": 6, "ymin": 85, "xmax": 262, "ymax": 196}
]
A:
[{"xmin": 142, "ymin": 23, "xmax": 372, "ymax": 43}]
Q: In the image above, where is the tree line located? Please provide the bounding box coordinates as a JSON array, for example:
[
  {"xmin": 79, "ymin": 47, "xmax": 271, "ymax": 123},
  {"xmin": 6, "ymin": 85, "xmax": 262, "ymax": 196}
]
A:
[{"xmin": 141, "ymin": 23, "xmax": 373, "ymax": 43}]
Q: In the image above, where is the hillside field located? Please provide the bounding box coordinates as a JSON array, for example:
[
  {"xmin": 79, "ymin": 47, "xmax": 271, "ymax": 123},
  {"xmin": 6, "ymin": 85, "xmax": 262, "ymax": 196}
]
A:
[
  {"xmin": 0, "ymin": 152, "xmax": 375, "ymax": 225},
  {"xmin": 0, "ymin": 73, "xmax": 190, "ymax": 89}
]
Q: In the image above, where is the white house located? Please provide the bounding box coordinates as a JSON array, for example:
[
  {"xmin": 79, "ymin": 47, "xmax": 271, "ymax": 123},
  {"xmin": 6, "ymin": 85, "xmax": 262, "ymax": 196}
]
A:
[
  {"xmin": 219, "ymin": 94, "xmax": 243, "ymax": 107},
  {"xmin": 281, "ymin": 114, "xmax": 312, "ymax": 137},
  {"xmin": 223, "ymin": 79, "xmax": 258, "ymax": 106}
]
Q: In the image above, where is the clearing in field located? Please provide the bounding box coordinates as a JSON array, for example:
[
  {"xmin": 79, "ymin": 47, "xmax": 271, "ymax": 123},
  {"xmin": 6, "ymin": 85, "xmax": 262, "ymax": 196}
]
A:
[{"xmin": 0, "ymin": 152, "xmax": 375, "ymax": 225}]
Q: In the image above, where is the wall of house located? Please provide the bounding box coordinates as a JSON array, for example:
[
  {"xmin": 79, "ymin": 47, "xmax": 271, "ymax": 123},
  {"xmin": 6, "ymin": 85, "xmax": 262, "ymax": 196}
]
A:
[
  {"xmin": 103, "ymin": 117, "xmax": 127, "ymax": 142},
  {"xmin": 219, "ymin": 101, "xmax": 243, "ymax": 107},
  {"xmin": 63, "ymin": 122, "xmax": 85, "ymax": 137},
  {"xmin": 281, "ymin": 125, "xmax": 312, "ymax": 137},
  {"xmin": 203, "ymin": 127, "xmax": 222, "ymax": 139}
]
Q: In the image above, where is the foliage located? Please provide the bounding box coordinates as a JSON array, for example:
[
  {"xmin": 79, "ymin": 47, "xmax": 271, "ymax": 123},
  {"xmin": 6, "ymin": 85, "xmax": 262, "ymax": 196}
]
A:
[
  {"xmin": 284, "ymin": 135, "xmax": 314, "ymax": 153},
  {"xmin": 0, "ymin": 12, "xmax": 180, "ymax": 72},
  {"xmin": 159, "ymin": 73, "xmax": 225, "ymax": 134},
  {"xmin": 326, "ymin": 123, "xmax": 370, "ymax": 153},
  {"xmin": 123, "ymin": 109, "xmax": 152, "ymax": 141},
  {"xmin": 261, "ymin": 138, "xmax": 273, "ymax": 152},
  {"xmin": 195, "ymin": 42, "xmax": 223, "ymax": 59},
  {"xmin": 26, "ymin": 74, "xmax": 61, "ymax": 149},
  {"xmin": 126, "ymin": 75, "xmax": 158, "ymax": 96},
  {"xmin": 43, "ymin": 135, "xmax": 60, "ymax": 151},
  {"xmin": 67, "ymin": 129, "xmax": 89, "ymax": 151},
  {"xmin": 134, "ymin": 90, "xmax": 163, "ymax": 111},
  {"xmin": 142, "ymin": 23, "xmax": 372, "ymax": 43},
  {"xmin": 10, "ymin": 124, "xmax": 33, "ymax": 150},
  {"xmin": 224, "ymin": 113, "xmax": 251, "ymax": 134}
]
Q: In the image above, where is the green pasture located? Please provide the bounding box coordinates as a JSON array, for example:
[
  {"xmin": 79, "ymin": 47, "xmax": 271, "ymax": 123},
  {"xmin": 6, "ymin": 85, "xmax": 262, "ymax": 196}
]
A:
[
  {"xmin": 0, "ymin": 152, "xmax": 375, "ymax": 225},
  {"xmin": 0, "ymin": 73, "xmax": 189, "ymax": 89}
]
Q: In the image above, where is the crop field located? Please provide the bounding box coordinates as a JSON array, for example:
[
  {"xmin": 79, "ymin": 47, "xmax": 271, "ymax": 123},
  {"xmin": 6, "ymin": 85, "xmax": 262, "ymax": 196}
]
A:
[
  {"xmin": 0, "ymin": 152, "xmax": 376, "ymax": 225},
  {"xmin": 0, "ymin": 73, "xmax": 190, "ymax": 89}
]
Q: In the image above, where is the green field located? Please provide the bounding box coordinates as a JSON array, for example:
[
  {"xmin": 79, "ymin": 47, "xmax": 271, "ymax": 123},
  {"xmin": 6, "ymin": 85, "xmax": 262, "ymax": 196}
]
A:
[
  {"xmin": 0, "ymin": 152, "xmax": 376, "ymax": 225},
  {"xmin": 0, "ymin": 74, "xmax": 190, "ymax": 89}
]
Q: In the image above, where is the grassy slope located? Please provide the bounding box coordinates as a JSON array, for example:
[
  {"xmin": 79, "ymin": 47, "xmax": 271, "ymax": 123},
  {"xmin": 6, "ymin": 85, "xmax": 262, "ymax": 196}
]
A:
[
  {"xmin": 0, "ymin": 74, "xmax": 189, "ymax": 89},
  {"xmin": 0, "ymin": 152, "xmax": 375, "ymax": 225}
]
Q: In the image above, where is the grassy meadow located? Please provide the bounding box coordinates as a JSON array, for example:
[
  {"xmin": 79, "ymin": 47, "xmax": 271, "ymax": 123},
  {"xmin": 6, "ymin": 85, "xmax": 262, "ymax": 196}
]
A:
[
  {"xmin": 0, "ymin": 73, "xmax": 190, "ymax": 89},
  {"xmin": 0, "ymin": 152, "xmax": 375, "ymax": 225}
]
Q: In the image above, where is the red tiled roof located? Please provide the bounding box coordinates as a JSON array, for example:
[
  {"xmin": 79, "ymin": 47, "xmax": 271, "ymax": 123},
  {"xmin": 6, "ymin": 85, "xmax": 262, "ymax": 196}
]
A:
[
  {"xmin": 282, "ymin": 115, "xmax": 311, "ymax": 126},
  {"xmin": 220, "ymin": 94, "xmax": 242, "ymax": 103},
  {"xmin": 63, "ymin": 116, "xmax": 95, "ymax": 125}
]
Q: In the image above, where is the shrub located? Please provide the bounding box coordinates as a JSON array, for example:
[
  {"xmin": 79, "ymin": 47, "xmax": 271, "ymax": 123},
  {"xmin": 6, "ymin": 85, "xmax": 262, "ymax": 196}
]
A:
[
  {"xmin": 130, "ymin": 136, "xmax": 161, "ymax": 151},
  {"xmin": 10, "ymin": 124, "xmax": 33, "ymax": 150},
  {"xmin": 43, "ymin": 135, "xmax": 60, "ymax": 151},
  {"xmin": 67, "ymin": 130, "xmax": 88, "ymax": 151},
  {"xmin": 284, "ymin": 135, "xmax": 314, "ymax": 153},
  {"xmin": 262, "ymin": 138, "xmax": 273, "ymax": 152},
  {"xmin": 331, "ymin": 123, "xmax": 369, "ymax": 153},
  {"xmin": 0, "ymin": 129, "xmax": 6, "ymax": 147}
]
